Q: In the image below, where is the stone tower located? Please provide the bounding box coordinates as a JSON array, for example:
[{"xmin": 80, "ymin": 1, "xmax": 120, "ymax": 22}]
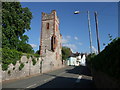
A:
[{"xmin": 40, "ymin": 10, "xmax": 62, "ymax": 61}]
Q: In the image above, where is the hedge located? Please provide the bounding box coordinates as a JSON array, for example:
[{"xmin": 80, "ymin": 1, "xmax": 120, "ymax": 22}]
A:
[
  {"xmin": 19, "ymin": 63, "xmax": 24, "ymax": 71},
  {"xmin": 91, "ymin": 37, "xmax": 120, "ymax": 79},
  {"xmin": 2, "ymin": 48, "xmax": 40, "ymax": 71},
  {"xmin": 2, "ymin": 48, "xmax": 22, "ymax": 70}
]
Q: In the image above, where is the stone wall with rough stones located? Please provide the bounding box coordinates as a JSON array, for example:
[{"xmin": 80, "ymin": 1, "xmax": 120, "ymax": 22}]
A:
[
  {"xmin": 1, "ymin": 54, "xmax": 64, "ymax": 81},
  {"xmin": 42, "ymin": 50, "xmax": 63, "ymax": 73},
  {"xmin": 2, "ymin": 55, "xmax": 41, "ymax": 81}
]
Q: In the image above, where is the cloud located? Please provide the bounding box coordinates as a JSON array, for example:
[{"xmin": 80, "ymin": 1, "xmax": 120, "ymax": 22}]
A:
[
  {"xmin": 66, "ymin": 35, "xmax": 71, "ymax": 39},
  {"xmin": 74, "ymin": 36, "xmax": 78, "ymax": 40},
  {"xmin": 30, "ymin": 44, "xmax": 37, "ymax": 48},
  {"xmin": 62, "ymin": 35, "xmax": 71, "ymax": 44},
  {"xmin": 62, "ymin": 35, "xmax": 78, "ymax": 52},
  {"xmin": 63, "ymin": 43, "xmax": 77, "ymax": 52},
  {"xmin": 78, "ymin": 42, "xmax": 83, "ymax": 45},
  {"xmin": 62, "ymin": 37, "xmax": 69, "ymax": 44}
]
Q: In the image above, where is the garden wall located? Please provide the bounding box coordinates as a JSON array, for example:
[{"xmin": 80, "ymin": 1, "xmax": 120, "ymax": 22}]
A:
[
  {"xmin": 2, "ymin": 55, "xmax": 41, "ymax": 81},
  {"xmin": 2, "ymin": 54, "xmax": 64, "ymax": 82}
]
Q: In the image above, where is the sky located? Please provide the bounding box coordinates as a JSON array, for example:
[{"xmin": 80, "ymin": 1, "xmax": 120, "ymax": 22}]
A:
[{"xmin": 21, "ymin": 2, "xmax": 118, "ymax": 53}]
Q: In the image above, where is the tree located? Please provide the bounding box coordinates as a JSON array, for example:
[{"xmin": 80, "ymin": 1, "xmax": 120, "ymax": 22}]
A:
[
  {"xmin": 35, "ymin": 50, "xmax": 40, "ymax": 55},
  {"xmin": 2, "ymin": 2, "xmax": 33, "ymax": 53},
  {"xmin": 62, "ymin": 46, "xmax": 72, "ymax": 60}
]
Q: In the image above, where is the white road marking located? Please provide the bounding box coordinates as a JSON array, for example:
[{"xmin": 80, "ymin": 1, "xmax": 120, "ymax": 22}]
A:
[
  {"xmin": 44, "ymin": 77, "xmax": 55, "ymax": 82},
  {"xmin": 26, "ymin": 83, "xmax": 36, "ymax": 88},
  {"xmin": 76, "ymin": 75, "xmax": 82, "ymax": 83}
]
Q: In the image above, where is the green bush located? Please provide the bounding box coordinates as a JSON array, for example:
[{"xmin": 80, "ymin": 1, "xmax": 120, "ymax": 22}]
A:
[
  {"xmin": 86, "ymin": 53, "xmax": 96, "ymax": 67},
  {"xmin": 33, "ymin": 54, "xmax": 40, "ymax": 61},
  {"xmin": 2, "ymin": 48, "xmax": 22, "ymax": 71},
  {"xmin": 91, "ymin": 37, "xmax": 120, "ymax": 79},
  {"xmin": 19, "ymin": 63, "xmax": 24, "ymax": 71},
  {"xmin": 62, "ymin": 47, "xmax": 72, "ymax": 60},
  {"xmin": 2, "ymin": 48, "xmax": 40, "ymax": 71},
  {"xmin": 26, "ymin": 54, "xmax": 31, "ymax": 59},
  {"xmin": 32, "ymin": 58, "xmax": 36, "ymax": 65},
  {"xmin": 25, "ymin": 53, "xmax": 40, "ymax": 60},
  {"xmin": 2, "ymin": 64, "xmax": 8, "ymax": 71}
]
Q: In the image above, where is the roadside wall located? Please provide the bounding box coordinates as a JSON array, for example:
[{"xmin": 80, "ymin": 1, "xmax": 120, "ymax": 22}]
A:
[
  {"xmin": 2, "ymin": 54, "xmax": 64, "ymax": 81},
  {"xmin": 2, "ymin": 56, "xmax": 41, "ymax": 81}
]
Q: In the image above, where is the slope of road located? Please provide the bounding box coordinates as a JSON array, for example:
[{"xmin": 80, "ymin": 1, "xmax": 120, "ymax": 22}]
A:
[{"xmin": 2, "ymin": 66, "xmax": 94, "ymax": 89}]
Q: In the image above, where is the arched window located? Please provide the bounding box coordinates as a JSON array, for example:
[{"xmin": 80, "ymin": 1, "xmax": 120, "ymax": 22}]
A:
[
  {"xmin": 51, "ymin": 35, "xmax": 57, "ymax": 52},
  {"xmin": 46, "ymin": 23, "xmax": 49, "ymax": 29},
  {"xmin": 51, "ymin": 36, "xmax": 54, "ymax": 51}
]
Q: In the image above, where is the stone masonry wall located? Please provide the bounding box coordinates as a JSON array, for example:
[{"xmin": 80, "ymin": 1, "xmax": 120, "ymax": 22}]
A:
[
  {"xmin": 2, "ymin": 54, "xmax": 64, "ymax": 81},
  {"xmin": 2, "ymin": 55, "xmax": 41, "ymax": 81},
  {"xmin": 42, "ymin": 50, "xmax": 63, "ymax": 73}
]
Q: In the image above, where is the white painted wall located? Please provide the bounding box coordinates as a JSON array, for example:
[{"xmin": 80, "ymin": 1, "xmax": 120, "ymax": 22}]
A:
[
  {"xmin": 80, "ymin": 55, "xmax": 86, "ymax": 66},
  {"xmin": 67, "ymin": 56, "xmax": 80, "ymax": 66},
  {"xmin": 67, "ymin": 54, "xmax": 86, "ymax": 66}
]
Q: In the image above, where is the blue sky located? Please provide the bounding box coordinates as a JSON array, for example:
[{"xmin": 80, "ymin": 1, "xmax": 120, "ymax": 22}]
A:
[{"xmin": 21, "ymin": 2, "xmax": 118, "ymax": 53}]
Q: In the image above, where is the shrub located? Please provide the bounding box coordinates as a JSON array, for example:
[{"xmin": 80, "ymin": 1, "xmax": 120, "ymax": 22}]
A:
[
  {"xmin": 62, "ymin": 47, "xmax": 72, "ymax": 60},
  {"xmin": 2, "ymin": 48, "xmax": 22, "ymax": 71},
  {"xmin": 32, "ymin": 58, "xmax": 36, "ymax": 65},
  {"xmin": 34, "ymin": 54, "xmax": 40, "ymax": 61},
  {"xmin": 19, "ymin": 63, "xmax": 24, "ymax": 71},
  {"xmin": 86, "ymin": 53, "xmax": 96, "ymax": 67},
  {"xmin": 91, "ymin": 37, "xmax": 120, "ymax": 79},
  {"xmin": 2, "ymin": 64, "xmax": 8, "ymax": 71},
  {"xmin": 27, "ymin": 54, "xmax": 31, "ymax": 59}
]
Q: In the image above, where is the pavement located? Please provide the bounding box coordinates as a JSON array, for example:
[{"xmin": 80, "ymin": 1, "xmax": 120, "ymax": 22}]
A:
[{"xmin": 2, "ymin": 65, "xmax": 95, "ymax": 89}]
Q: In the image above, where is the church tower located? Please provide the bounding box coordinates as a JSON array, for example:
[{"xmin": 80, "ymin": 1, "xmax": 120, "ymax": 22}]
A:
[{"xmin": 40, "ymin": 10, "xmax": 62, "ymax": 59}]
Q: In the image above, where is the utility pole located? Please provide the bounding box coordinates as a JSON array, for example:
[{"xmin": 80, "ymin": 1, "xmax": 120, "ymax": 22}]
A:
[
  {"xmin": 87, "ymin": 11, "xmax": 93, "ymax": 54},
  {"xmin": 94, "ymin": 11, "xmax": 100, "ymax": 53}
]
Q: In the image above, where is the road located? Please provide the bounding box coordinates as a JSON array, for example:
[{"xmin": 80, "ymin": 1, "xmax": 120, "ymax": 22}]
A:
[{"xmin": 2, "ymin": 66, "xmax": 94, "ymax": 89}]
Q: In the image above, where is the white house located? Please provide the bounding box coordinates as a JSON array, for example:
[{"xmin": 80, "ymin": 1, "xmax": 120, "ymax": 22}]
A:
[
  {"xmin": 67, "ymin": 53, "xmax": 86, "ymax": 66},
  {"xmin": 67, "ymin": 57, "xmax": 80, "ymax": 66},
  {"xmin": 80, "ymin": 54, "xmax": 86, "ymax": 66}
]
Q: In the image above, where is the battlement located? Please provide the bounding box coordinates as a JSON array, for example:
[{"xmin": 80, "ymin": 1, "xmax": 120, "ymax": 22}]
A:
[{"xmin": 42, "ymin": 10, "xmax": 59, "ymax": 24}]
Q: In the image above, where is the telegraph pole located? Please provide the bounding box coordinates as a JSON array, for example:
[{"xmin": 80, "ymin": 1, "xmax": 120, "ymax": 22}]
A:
[
  {"xmin": 87, "ymin": 11, "xmax": 93, "ymax": 54},
  {"xmin": 94, "ymin": 11, "xmax": 100, "ymax": 53}
]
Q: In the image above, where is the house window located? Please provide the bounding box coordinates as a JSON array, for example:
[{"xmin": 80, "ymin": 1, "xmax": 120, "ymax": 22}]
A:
[{"xmin": 46, "ymin": 23, "xmax": 49, "ymax": 29}]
